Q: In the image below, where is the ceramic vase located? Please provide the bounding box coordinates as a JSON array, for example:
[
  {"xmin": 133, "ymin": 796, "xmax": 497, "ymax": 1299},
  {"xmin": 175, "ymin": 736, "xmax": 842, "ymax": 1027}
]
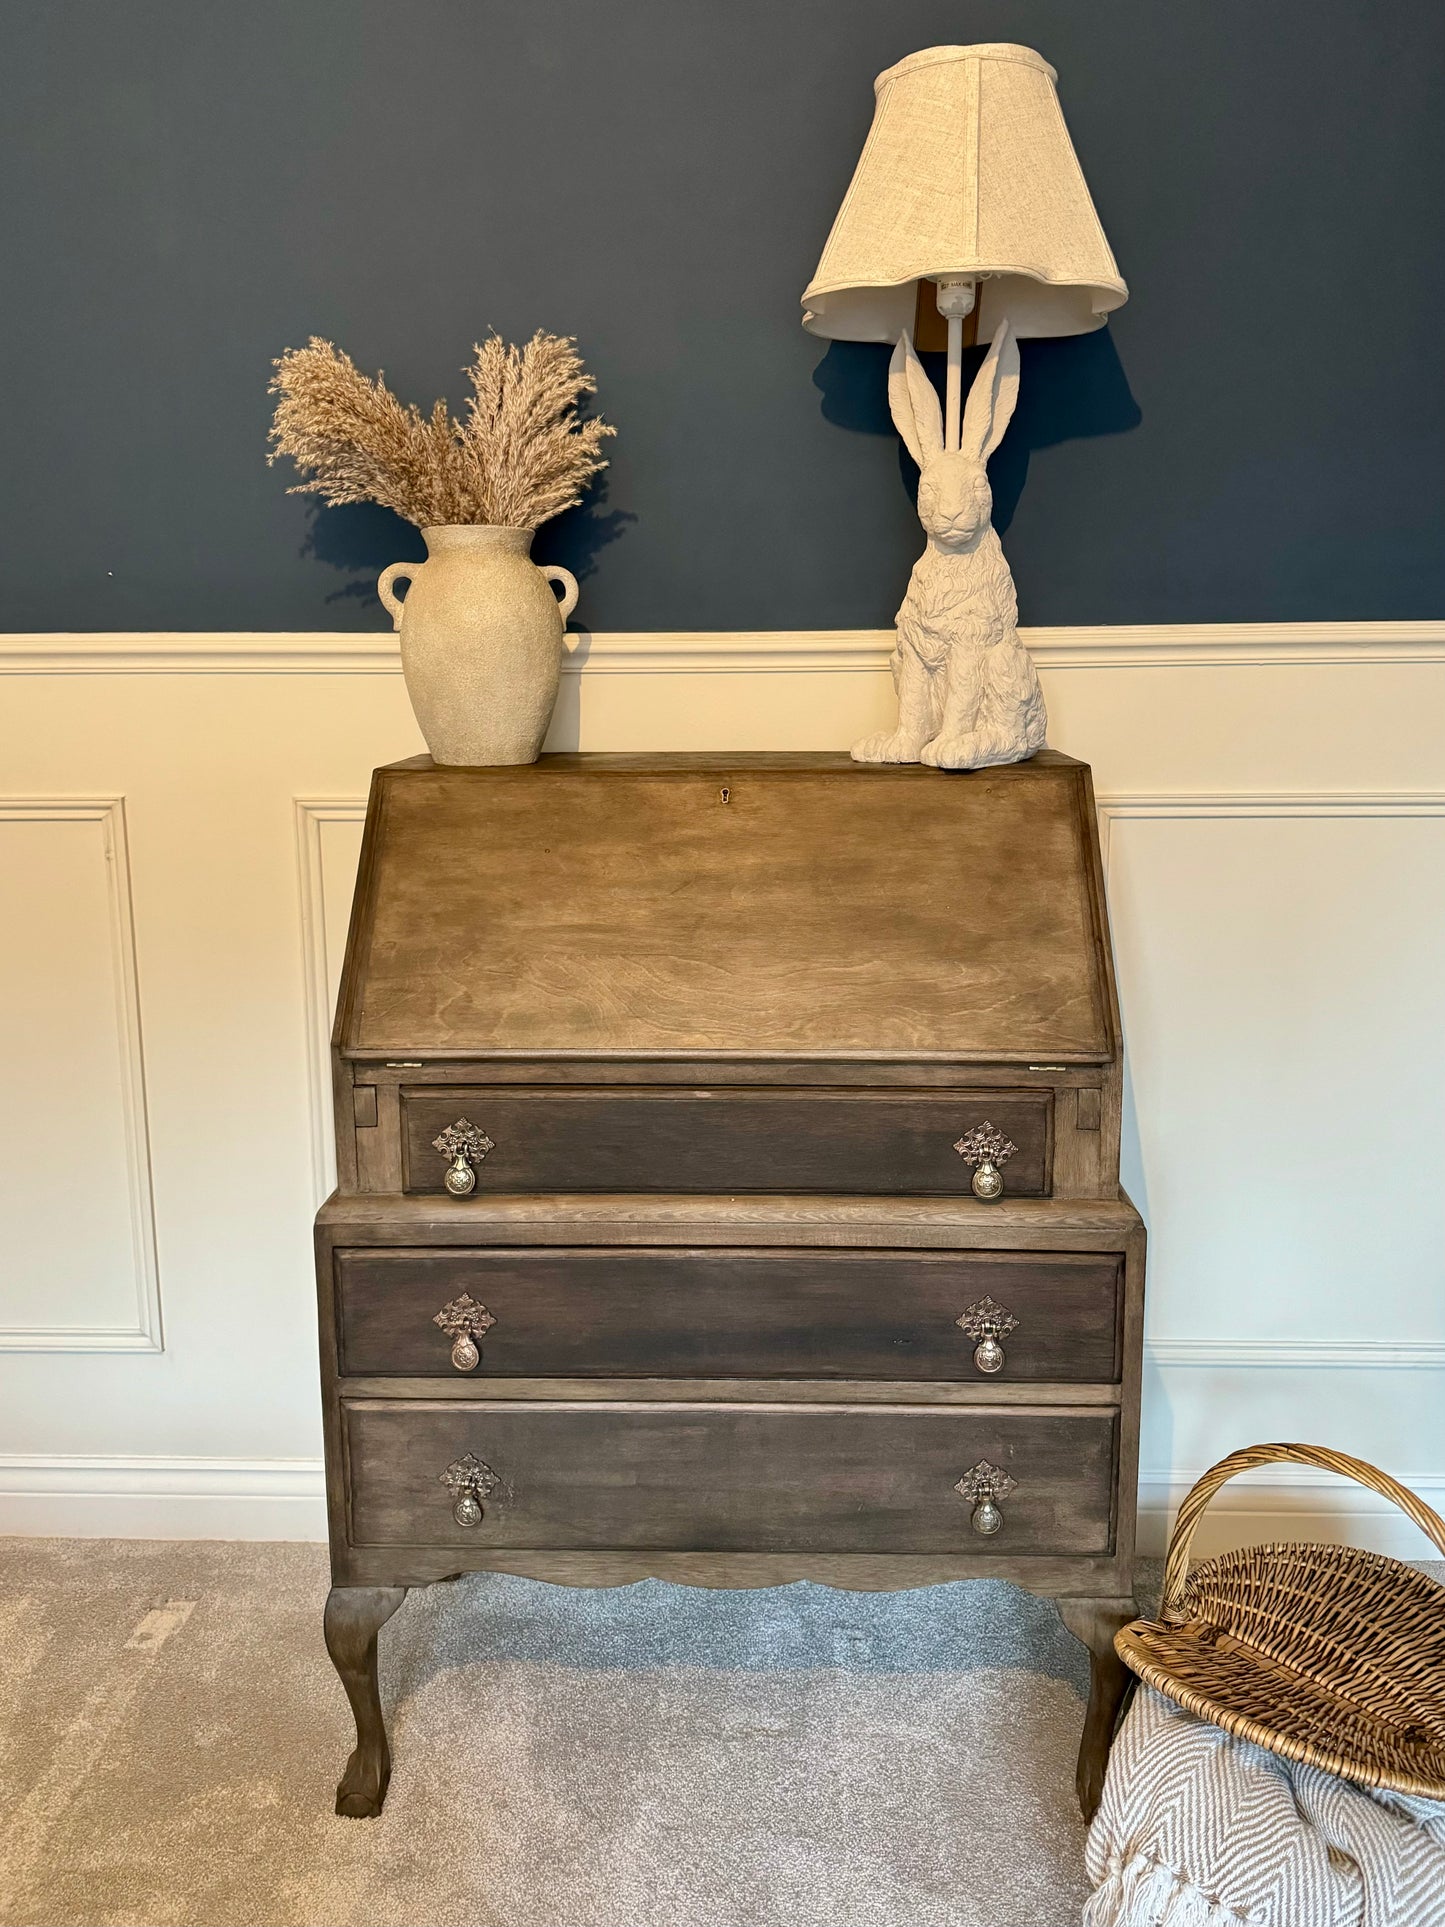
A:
[{"xmin": 377, "ymin": 525, "xmax": 578, "ymax": 767}]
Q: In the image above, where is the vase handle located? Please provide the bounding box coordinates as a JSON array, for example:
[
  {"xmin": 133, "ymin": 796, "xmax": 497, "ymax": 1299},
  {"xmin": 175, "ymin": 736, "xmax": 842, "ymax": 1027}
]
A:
[
  {"xmin": 377, "ymin": 562, "xmax": 419, "ymax": 631},
  {"xmin": 541, "ymin": 565, "xmax": 579, "ymax": 622}
]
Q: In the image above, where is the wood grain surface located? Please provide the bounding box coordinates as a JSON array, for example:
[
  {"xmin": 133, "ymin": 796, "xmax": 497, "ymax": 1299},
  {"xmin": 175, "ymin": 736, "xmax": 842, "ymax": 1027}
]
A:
[
  {"xmin": 335, "ymin": 1247, "xmax": 1121, "ymax": 1382},
  {"xmin": 400, "ymin": 1087, "xmax": 1051, "ymax": 1196},
  {"xmin": 338, "ymin": 754, "xmax": 1113, "ymax": 1061},
  {"xmin": 343, "ymin": 1399, "xmax": 1117, "ymax": 1556},
  {"xmin": 339, "ymin": 1376, "xmax": 1123, "ymax": 1408},
  {"xmin": 318, "ymin": 1190, "xmax": 1146, "ymax": 1246},
  {"xmin": 333, "ymin": 1546, "xmax": 1135, "ymax": 1594}
]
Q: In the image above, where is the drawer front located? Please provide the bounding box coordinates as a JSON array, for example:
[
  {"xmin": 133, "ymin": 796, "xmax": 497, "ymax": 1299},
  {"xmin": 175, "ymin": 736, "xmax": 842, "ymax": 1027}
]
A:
[
  {"xmin": 344, "ymin": 1401, "xmax": 1117, "ymax": 1555},
  {"xmin": 336, "ymin": 1247, "xmax": 1121, "ymax": 1382},
  {"xmin": 401, "ymin": 1087, "xmax": 1052, "ymax": 1197}
]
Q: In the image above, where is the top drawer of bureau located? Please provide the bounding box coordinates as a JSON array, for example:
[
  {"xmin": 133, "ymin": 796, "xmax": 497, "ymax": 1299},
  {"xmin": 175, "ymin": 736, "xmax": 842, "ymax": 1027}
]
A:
[{"xmin": 400, "ymin": 1087, "xmax": 1052, "ymax": 1197}]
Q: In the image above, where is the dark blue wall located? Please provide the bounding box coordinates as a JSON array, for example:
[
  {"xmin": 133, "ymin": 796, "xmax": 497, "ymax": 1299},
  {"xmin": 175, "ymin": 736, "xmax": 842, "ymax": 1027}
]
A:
[{"xmin": 5, "ymin": 1, "xmax": 1444, "ymax": 631}]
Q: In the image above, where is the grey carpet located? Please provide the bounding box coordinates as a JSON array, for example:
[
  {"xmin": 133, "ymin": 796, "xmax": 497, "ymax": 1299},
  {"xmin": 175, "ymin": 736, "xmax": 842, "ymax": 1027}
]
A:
[{"xmin": 0, "ymin": 1538, "xmax": 1111, "ymax": 1927}]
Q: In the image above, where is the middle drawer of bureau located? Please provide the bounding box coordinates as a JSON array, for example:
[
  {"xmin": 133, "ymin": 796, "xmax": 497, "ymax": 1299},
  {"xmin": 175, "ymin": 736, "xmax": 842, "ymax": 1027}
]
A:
[{"xmin": 334, "ymin": 1247, "xmax": 1123, "ymax": 1382}]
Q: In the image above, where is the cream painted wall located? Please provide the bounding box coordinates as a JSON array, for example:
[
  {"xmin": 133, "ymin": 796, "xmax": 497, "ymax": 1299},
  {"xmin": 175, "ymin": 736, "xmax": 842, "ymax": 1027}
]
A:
[{"xmin": 2, "ymin": 625, "xmax": 1444, "ymax": 1558}]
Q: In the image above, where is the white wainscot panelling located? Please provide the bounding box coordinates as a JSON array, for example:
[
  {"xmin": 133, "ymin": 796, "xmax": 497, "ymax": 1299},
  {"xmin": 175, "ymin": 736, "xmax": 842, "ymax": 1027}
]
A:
[
  {"xmin": 0, "ymin": 800, "xmax": 161, "ymax": 1350},
  {"xmin": 296, "ymin": 801, "xmax": 367, "ymax": 1201},
  {"xmin": 1103, "ymin": 797, "xmax": 1445, "ymax": 1542},
  {"xmin": 3, "ymin": 626, "xmax": 1445, "ymax": 1546}
]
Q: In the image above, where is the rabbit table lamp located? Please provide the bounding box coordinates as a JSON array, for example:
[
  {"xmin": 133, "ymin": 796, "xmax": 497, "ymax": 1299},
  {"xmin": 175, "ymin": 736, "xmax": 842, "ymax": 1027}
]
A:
[{"xmin": 802, "ymin": 45, "xmax": 1128, "ymax": 770}]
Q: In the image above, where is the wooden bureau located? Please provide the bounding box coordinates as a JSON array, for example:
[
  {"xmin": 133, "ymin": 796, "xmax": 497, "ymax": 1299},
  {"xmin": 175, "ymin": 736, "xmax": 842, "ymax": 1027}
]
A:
[{"xmin": 317, "ymin": 751, "xmax": 1144, "ymax": 1819}]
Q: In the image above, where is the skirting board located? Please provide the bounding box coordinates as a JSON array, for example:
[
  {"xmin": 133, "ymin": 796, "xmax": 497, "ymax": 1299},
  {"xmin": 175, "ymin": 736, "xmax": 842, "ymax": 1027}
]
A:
[
  {"xmin": 1, "ymin": 1457, "xmax": 1441, "ymax": 1560},
  {"xmin": 0, "ymin": 1457, "xmax": 328, "ymax": 1542}
]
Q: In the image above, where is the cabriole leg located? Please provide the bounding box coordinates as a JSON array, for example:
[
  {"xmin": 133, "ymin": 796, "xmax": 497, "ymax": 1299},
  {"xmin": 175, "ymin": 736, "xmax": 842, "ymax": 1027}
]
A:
[
  {"xmin": 323, "ymin": 1584, "xmax": 408, "ymax": 1817},
  {"xmin": 1057, "ymin": 1597, "xmax": 1136, "ymax": 1824}
]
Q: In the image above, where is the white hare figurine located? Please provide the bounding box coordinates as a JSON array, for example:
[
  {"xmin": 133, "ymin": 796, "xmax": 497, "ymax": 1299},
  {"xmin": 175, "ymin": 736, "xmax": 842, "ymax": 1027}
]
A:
[{"xmin": 853, "ymin": 317, "xmax": 1047, "ymax": 770}]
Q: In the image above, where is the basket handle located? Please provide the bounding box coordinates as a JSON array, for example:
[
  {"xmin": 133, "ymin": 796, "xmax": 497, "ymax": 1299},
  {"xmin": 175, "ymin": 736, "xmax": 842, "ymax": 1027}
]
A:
[{"xmin": 1161, "ymin": 1442, "xmax": 1445, "ymax": 1616}]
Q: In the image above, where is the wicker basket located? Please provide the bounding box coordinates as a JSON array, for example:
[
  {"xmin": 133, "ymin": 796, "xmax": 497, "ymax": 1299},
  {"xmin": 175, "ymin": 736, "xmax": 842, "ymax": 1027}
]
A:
[{"xmin": 1116, "ymin": 1443, "xmax": 1445, "ymax": 1798}]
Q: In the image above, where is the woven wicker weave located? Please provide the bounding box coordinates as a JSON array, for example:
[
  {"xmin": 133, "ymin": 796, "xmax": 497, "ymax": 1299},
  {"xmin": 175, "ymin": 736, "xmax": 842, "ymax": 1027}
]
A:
[{"xmin": 1116, "ymin": 1443, "xmax": 1445, "ymax": 1798}]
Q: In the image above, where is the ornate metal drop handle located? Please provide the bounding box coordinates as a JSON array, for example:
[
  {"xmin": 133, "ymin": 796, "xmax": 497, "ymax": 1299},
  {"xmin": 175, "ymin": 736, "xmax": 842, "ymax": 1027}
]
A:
[
  {"xmin": 441, "ymin": 1452, "xmax": 500, "ymax": 1528},
  {"xmin": 954, "ymin": 1460, "xmax": 1017, "ymax": 1536},
  {"xmin": 432, "ymin": 1119, "xmax": 495, "ymax": 1197},
  {"xmin": 953, "ymin": 1121, "xmax": 1017, "ymax": 1201},
  {"xmin": 956, "ymin": 1295, "xmax": 1019, "ymax": 1375},
  {"xmin": 433, "ymin": 1293, "xmax": 496, "ymax": 1372}
]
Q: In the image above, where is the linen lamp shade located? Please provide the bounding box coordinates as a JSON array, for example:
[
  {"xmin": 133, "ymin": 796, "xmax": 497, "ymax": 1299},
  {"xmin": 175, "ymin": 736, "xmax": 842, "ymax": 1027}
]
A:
[{"xmin": 802, "ymin": 44, "xmax": 1127, "ymax": 344}]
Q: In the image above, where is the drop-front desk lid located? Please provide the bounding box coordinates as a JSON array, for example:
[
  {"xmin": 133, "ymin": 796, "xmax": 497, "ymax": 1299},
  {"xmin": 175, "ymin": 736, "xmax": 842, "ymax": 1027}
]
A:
[{"xmin": 334, "ymin": 752, "xmax": 1118, "ymax": 1063}]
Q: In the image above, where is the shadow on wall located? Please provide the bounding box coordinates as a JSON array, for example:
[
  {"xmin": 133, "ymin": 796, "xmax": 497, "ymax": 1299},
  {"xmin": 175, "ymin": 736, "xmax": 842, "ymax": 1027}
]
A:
[
  {"xmin": 303, "ymin": 501, "xmax": 424, "ymax": 610},
  {"xmin": 811, "ymin": 328, "xmax": 1141, "ymax": 533},
  {"xmin": 541, "ymin": 479, "xmax": 637, "ymax": 595},
  {"xmin": 301, "ymin": 483, "xmax": 636, "ymax": 617}
]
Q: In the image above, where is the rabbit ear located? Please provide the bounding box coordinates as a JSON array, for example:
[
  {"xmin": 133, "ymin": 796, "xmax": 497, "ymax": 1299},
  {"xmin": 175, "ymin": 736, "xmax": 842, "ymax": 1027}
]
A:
[
  {"xmin": 889, "ymin": 331, "xmax": 943, "ymax": 467},
  {"xmin": 960, "ymin": 316, "xmax": 1020, "ymax": 463}
]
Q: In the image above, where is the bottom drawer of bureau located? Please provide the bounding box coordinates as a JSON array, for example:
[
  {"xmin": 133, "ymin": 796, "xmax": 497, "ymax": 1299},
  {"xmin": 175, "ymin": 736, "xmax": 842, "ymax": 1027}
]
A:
[{"xmin": 343, "ymin": 1401, "xmax": 1117, "ymax": 1556}]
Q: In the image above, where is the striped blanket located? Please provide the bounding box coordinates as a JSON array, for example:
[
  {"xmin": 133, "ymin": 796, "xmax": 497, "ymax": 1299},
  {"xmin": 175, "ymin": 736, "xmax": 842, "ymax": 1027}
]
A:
[{"xmin": 1084, "ymin": 1688, "xmax": 1445, "ymax": 1926}]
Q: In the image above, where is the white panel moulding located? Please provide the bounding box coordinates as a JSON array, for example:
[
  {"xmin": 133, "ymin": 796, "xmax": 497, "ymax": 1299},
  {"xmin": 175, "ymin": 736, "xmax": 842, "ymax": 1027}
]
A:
[
  {"xmin": 294, "ymin": 799, "xmax": 367, "ymax": 1204},
  {"xmin": 1149, "ymin": 1339, "xmax": 1445, "ymax": 1368},
  {"xmin": 0, "ymin": 798, "xmax": 162, "ymax": 1352},
  {"xmin": 1101, "ymin": 789, "xmax": 1445, "ymax": 1380},
  {"xmin": 1102, "ymin": 790, "xmax": 1441, "ymax": 1395},
  {"xmin": 2, "ymin": 621, "xmax": 1445, "ymax": 675}
]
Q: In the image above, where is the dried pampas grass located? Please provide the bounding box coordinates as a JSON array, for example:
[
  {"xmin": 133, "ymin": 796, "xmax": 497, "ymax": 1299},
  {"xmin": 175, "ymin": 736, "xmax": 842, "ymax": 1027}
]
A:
[{"xmin": 268, "ymin": 332, "xmax": 614, "ymax": 529}]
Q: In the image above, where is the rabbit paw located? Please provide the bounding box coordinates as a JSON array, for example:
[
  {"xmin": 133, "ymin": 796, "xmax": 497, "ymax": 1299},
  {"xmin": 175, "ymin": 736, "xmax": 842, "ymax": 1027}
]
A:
[
  {"xmin": 920, "ymin": 731, "xmax": 1006, "ymax": 770},
  {"xmin": 851, "ymin": 729, "xmax": 928, "ymax": 765}
]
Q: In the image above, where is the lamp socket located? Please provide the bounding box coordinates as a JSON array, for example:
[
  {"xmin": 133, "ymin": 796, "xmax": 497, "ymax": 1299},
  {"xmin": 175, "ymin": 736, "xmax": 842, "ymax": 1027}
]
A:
[{"xmin": 933, "ymin": 277, "xmax": 977, "ymax": 319}]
